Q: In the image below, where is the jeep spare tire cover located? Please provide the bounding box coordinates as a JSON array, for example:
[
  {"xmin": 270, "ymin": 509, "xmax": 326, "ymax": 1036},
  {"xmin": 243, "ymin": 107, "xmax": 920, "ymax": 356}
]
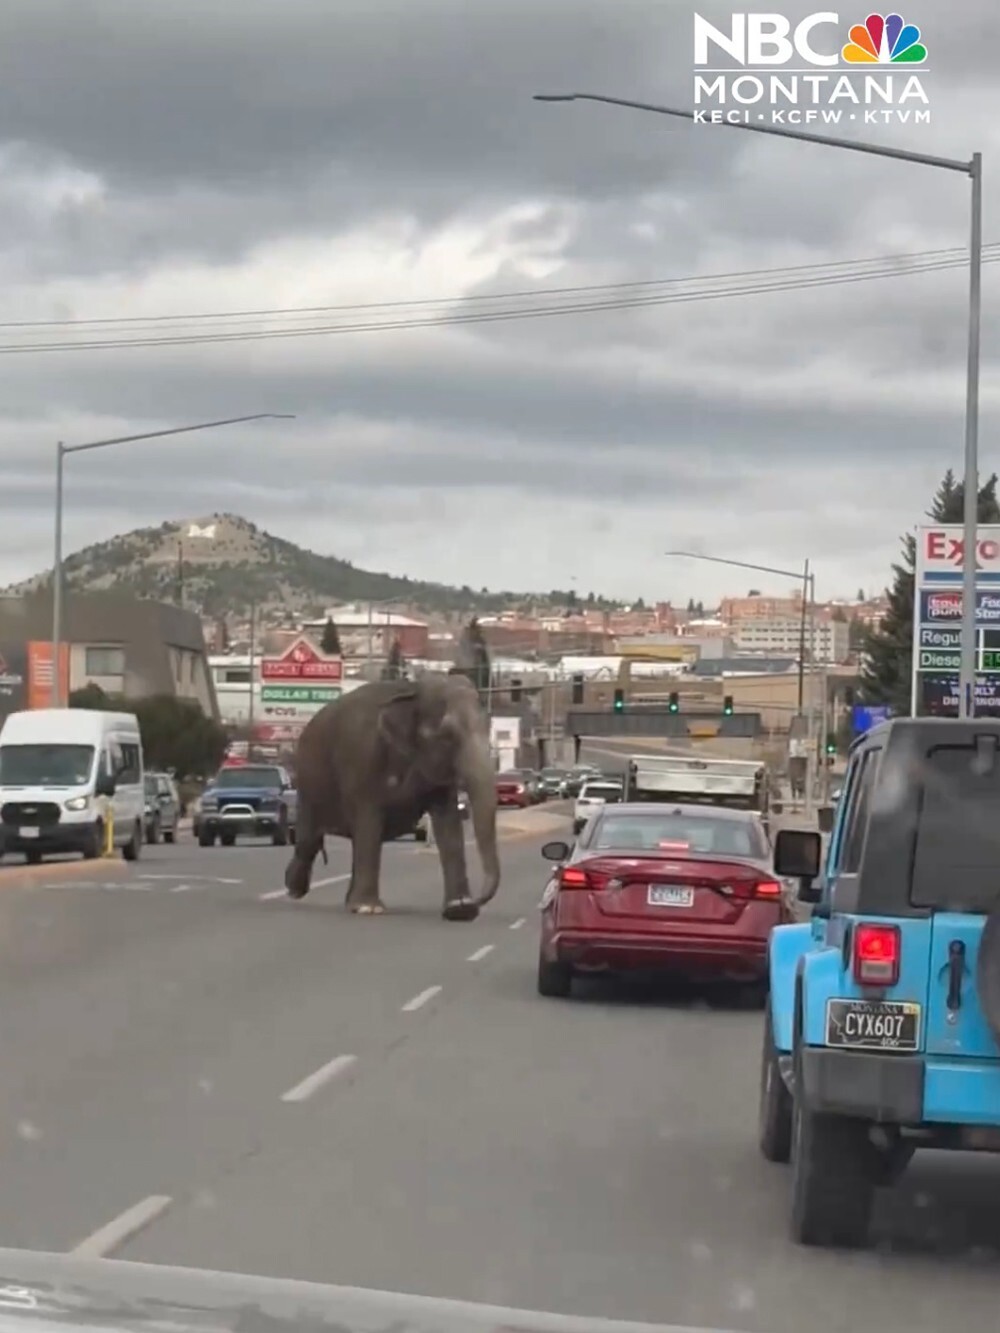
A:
[{"xmin": 975, "ymin": 909, "xmax": 1000, "ymax": 1049}]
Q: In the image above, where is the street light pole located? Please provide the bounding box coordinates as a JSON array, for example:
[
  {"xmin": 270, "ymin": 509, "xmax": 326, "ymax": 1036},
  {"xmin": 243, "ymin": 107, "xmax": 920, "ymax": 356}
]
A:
[
  {"xmin": 538, "ymin": 92, "xmax": 982, "ymax": 717},
  {"xmin": 666, "ymin": 548, "xmax": 818, "ymax": 816},
  {"xmin": 51, "ymin": 413, "xmax": 296, "ymax": 706}
]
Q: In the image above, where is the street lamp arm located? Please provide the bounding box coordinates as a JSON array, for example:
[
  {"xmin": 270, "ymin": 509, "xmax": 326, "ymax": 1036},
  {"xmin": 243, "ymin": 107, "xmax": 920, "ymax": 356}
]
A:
[
  {"xmin": 665, "ymin": 549, "xmax": 806, "ymax": 582},
  {"xmin": 533, "ymin": 93, "xmax": 974, "ymax": 175},
  {"xmin": 63, "ymin": 413, "xmax": 296, "ymax": 455}
]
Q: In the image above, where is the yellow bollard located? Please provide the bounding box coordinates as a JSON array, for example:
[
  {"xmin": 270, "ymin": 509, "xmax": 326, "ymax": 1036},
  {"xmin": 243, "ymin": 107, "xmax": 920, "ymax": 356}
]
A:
[{"xmin": 102, "ymin": 816, "xmax": 115, "ymax": 858}]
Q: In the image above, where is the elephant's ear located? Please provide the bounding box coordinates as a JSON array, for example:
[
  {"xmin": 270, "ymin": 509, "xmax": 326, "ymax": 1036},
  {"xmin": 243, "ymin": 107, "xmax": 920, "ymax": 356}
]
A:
[{"xmin": 376, "ymin": 688, "xmax": 420, "ymax": 758}]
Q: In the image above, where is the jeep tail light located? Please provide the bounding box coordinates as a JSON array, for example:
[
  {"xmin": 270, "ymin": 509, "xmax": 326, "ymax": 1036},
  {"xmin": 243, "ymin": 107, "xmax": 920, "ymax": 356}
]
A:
[
  {"xmin": 753, "ymin": 879, "xmax": 782, "ymax": 899},
  {"xmin": 853, "ymin": 923, "xmax": 900, "ymax": 987},
  {"xmin": 558, "ymin": 866, "xmax": 590, "ymax": 889}
]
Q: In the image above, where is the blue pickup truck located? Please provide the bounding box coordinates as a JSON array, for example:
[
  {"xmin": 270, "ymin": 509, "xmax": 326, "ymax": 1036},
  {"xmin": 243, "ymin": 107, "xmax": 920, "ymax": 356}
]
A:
[
  {"xmin": 197, "ymin": 762, "xmax": 297, "ymax": 847},
  {"xmin": 760, "ymin": 716, "xmax": 1000, "ymax": 1248}
]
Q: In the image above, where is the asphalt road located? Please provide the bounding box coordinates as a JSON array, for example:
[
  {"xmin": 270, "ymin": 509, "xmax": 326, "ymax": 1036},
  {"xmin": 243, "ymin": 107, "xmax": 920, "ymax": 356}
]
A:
[{"xmin": 2, "ymin": 814, "xmax": 1000, "ymax": 1333}]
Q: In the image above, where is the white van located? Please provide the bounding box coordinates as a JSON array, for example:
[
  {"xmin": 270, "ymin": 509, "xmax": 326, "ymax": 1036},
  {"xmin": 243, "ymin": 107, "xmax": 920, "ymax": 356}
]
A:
[{"xmin": 0, "ymin": 709, "xmax": 145, "ymax": 864}]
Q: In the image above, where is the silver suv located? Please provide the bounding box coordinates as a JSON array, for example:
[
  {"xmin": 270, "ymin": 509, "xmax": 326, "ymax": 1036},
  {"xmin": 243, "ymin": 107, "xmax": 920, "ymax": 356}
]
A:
[{"xmin": 144, "ymin": 772, "xmax": 180, "ymax": 844}]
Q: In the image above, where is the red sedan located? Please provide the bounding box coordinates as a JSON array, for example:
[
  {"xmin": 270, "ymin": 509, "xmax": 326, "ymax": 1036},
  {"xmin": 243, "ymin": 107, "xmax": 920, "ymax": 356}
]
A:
[
  {"xmin": 496, "ymin": 771, "xmax": 532, "ymax": 808},
  {"xmin": 536, "ymin": 801, "xmax": 793, "ymax": 1001}
]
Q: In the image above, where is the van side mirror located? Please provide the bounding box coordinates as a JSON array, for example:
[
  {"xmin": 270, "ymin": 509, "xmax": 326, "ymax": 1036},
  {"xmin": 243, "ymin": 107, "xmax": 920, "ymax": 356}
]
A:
[
  {"xmin": 774, "ymin": 827, "xmax": 821, "ymax": 880},
  {"xmin": 541, "ymin": 840, "xmax": 570, "ymax": 862},
  {"xmin": 96, "ymin": 774, "xmax": 116, "ymax": 798}
]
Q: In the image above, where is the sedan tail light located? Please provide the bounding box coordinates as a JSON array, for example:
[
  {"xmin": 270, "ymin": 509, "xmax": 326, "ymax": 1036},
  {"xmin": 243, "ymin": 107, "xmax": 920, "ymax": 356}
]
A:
[
  {"xmin": 558, "ymin": 866, "xmax": 591, "ymax": 889},
  {"xmin": 753, "ymin": 879, "xmax": 783, "ymax": 900},
  {"xmin": 853, "ymin": 923, "xmax": 900, "ymax": 987}
]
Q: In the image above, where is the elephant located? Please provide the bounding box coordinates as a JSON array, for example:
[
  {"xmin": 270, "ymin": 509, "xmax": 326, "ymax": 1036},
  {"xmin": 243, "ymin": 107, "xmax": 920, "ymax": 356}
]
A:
[{"xmin": 283, "ymin": 673, "xmax": 500, "ymax": 920}]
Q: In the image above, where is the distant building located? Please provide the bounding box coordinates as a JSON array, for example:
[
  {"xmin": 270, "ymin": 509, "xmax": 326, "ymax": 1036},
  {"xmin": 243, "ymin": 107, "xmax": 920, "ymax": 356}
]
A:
[
  {"xmin": 301, "ymin": 605, "xmax": 429, "ymax": 659},
  {"xmin": 0, "ymin": 591, "xmax": 219, "ymax": 721},
  {"xmin": 730, "ymin": 616, "xmax": 849, "ymax": 664}
]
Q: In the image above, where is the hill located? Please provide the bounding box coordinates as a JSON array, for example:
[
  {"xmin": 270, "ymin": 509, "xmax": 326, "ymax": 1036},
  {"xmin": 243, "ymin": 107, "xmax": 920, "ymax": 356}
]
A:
[{"xmin": 3, "ymin": 513, "xmax": 613, "ymax": 617}]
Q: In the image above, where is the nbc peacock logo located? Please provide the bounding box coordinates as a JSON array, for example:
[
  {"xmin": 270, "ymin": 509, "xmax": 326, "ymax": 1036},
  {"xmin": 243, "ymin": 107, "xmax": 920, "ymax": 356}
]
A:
[{"xmin": 842, "ymin": 12, "xmax": 927, "ymax": 63}]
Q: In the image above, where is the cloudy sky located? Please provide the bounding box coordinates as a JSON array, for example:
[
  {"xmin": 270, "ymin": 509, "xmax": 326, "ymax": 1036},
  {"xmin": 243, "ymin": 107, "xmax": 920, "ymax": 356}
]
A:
[{"xmin": 1, "ymin": 0, "xmax": 997, "ymax": 607}]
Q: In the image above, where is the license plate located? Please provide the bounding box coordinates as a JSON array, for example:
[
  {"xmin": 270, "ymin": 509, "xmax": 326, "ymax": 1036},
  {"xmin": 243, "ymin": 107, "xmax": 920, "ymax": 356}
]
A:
[
  {"xmin": 825, "ymin": 998, "xmax": 920, "ymax": 1051},
  {"xmin": 647, "ymin": 884, "xmax": 695, "ymax": 908},
  {"xmin": 19, "ymin": 827, "xmax": 40, "ymax": 839}
]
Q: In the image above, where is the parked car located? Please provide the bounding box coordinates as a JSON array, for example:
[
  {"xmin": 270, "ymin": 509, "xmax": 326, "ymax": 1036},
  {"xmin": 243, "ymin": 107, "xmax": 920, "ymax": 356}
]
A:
[
  {"xmin": 760, "ymin": 716, "xmax": 1000, "ymax": 1250},
  {"xmin": 572, "ymin": 779, "xmax": 623, "ymax": 835},
  {"xmin": 496, "ymin": 771, "xmax": 533, "ymax": 808},
  {"xmin": 537, "ymin": 800, "xmax": 791, "ymax": 1001},
  {"xmin": 198, "ymin": 763, "xmax": 297, "ymax": 847},
  {"xmin": 538, "ymin": 768, "xmax": 570, "ymax": 798},
  {"xmin": 144, "ymin": 771, "xmax": 180, "ymax": 844},
  {"xmin": 561, "ymin": 765, "xmax": 601, "ymax": 798}
]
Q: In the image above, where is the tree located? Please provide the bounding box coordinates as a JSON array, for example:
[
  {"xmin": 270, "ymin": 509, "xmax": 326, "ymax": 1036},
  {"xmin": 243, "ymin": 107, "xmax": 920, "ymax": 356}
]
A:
[
  {"xmin": 320, "ymin": 617, "xmax": 342, "ymax": 654},
  {"xmin": 848, "ymin": 617, "xmax": 866, "ymax": 653},
  {"xmin": 856, "ymin": 587, "xmax": 866, "ymax": 602},
  {"xmin": 860, "ymin": 469, "xmax": 1000, "ymax": 714},
  {"xmin": 382, "ymin": 638, "xmax": 406, "ymax": 680},
  {"xmin": 452, "ymin": 616, "xmax": 492, "ymax": 704},
  {"xmin": 69, "ymin": 683, "xmax": 113, "ymax": 709},
  {"xmin": 69, "ymin": 687, "xmax": 226, "ymax": 778}
]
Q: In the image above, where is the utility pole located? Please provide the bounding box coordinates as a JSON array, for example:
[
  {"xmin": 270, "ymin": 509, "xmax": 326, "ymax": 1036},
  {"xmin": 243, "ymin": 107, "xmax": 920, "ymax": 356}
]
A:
[{"xmin": 247, "ymin": 600, "xmax": 257, "ymax": 735}]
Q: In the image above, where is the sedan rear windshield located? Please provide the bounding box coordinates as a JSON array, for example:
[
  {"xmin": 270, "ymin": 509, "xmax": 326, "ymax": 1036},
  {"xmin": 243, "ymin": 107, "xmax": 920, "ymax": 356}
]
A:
[
  {"xmin": 580, "ymin": 783, "xmax": 623, "ymax": 800},
  {"xmin": 589, "ymin": 811, "xmax": 762, "ymax": 859}
]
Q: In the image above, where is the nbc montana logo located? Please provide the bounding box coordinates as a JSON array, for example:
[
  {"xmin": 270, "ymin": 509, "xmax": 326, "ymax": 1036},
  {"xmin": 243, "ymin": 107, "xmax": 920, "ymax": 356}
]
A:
[{"xmin": 842, "ymin": 13, "xmax": 927, "ymax": 64}]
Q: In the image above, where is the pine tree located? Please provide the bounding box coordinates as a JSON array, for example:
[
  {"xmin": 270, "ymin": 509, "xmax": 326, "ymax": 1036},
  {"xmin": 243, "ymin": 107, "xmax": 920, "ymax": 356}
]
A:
[
  {"xmin": 320, "ymin": 617, "xmax": 341, "ymax": 654},
  {"xmin": 860, "ymin": 470, "xmax": 1000, "ymax": 713},
  {"xmin": 382, "ymin": 638, "xmax": 405, "ymax": 680}
]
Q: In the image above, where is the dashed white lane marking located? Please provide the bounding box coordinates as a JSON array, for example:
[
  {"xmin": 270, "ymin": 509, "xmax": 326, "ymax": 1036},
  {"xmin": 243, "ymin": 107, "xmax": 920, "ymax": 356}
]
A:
[
  {"xmin": 281, "ymin": 1053, "xmax": 357, "ymax": 1103},
  {"xmin": 402, "ymin": 985, "xmax": 442, "ymax": 1012},
  {"xmin": 169, "ymin": 884, "xmax": 194, "ymax": 893},
  {"xmin": 467, "ymin": 944, "xmax": 495, "ymax": 962},
  {"xmin": 510, "ymin": 917, "xmax": 527, "ymax": 930},
  {"xmin": 71, "ymin": 1195, "xmax": 172, "ymax": 1258},
  {"xmin": 259, "ymin": 871, "xmax": 351, "ymax": 900}
]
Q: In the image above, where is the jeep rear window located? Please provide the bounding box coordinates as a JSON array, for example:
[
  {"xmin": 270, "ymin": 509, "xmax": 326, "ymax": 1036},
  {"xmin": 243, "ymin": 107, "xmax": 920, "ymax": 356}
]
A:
[{"xmin": 911, "ymin": 741, "xmax": 1000, "ymax": 912}]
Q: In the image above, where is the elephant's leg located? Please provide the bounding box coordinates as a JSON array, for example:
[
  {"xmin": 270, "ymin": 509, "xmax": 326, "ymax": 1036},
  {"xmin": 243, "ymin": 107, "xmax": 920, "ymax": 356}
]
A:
[
  {"xmin": 430, "ymin": 803, "xmax": 478, "ymax": 922},
  {"xmin": 345, "ymin": 807, "xmax": 387, "ymax": 914},
  {"xmin": 284, "ymin": 802, "xmax": 323, "ymax": 899}
]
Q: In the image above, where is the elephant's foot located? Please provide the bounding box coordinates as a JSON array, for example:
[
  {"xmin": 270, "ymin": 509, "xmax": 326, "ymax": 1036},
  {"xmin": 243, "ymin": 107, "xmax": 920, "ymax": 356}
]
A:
[
  {"xmin": 442, "ymin": 896, "xmax": 480, "ymax": 923},
  {"xmin": 284, "ymin": 858, "xmax": 312, "ymax": 900},
  {"xmin": 350, "ymin": 900, "xmax": 387, "ymax": 916}
]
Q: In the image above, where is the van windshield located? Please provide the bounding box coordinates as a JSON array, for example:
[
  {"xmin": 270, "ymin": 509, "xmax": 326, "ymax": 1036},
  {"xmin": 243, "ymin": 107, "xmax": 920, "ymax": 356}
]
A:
[{"xmin": 0, "ymin": 743, "xmax": 95, "ymax": 787}]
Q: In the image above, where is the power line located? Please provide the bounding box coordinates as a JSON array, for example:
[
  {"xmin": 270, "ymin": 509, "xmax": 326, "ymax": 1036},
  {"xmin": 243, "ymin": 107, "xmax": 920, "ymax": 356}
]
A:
[
  {"xmin": 2, "ymin": 243, "xmax": 993, "ymax": 355},
  {"xmin": 0, "ymin": 241, "xmax": 986, "ymax": 331}
]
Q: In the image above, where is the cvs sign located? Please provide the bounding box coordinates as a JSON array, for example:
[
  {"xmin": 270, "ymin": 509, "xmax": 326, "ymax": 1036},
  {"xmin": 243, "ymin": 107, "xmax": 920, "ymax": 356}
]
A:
[{"xmin": 693, "ymin": 12, "xmax": 840, "ymax": 66}]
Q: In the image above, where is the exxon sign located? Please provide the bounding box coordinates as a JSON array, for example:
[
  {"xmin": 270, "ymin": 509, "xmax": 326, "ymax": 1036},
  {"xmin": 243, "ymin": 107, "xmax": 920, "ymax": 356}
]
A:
[{"xmin": 917, "ymin": 526, "xmax": 1000, "ymax": 585}]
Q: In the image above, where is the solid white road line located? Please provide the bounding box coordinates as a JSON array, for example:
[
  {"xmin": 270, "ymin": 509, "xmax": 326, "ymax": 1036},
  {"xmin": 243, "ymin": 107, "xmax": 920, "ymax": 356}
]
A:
[
  {"xmin": 467, "ymin": 944, "xmax": 495, "ymax": 962},
  {"xmin": 402, "ymin": 985, "xmax": 442, "ymax": 1012},
  {"xmin": 281, "ymin": 1053, "xmax": 358, "ymax": 1104},
  {"xmin": 510, "ymin": 917, "xmax": 527, "ymax": 930},
  {"xmin": 70, "ymin": 1195, "xmax": 173, "ymax": 1258},
  {"xmin": 259, "ymin": 870, "xmax": 351, "ymax": 900}
]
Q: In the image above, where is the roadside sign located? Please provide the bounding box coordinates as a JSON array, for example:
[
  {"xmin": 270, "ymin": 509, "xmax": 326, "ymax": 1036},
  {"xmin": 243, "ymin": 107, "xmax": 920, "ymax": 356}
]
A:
[
  {"xmin": 260, "ymin": 684, "xmax": 340, "ymax": 704},
  {"xmin": 261, "ymin": 636, "xmax": 342, "ymax": 682},
  {"xmin": 851, "ymin": 704, "xmax": 891, "ymax": 735}
]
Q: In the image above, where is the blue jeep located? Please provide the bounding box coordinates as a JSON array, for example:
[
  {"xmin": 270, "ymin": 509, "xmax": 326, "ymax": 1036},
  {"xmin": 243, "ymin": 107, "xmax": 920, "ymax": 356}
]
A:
[
  {"xmin": 760, "ymin": 716, "xmax": 1000, "ymax": 1248},
  {"xmin": 197, "ymin": 763, "xmax": 297, "ymax": 848}
]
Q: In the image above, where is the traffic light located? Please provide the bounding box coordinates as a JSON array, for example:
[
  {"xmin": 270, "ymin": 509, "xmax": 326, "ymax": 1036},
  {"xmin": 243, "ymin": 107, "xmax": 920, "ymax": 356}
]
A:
[
  {"xmin": 571, "ymin": 674, "xmax": 584, "ymax": 705},
  {"xmin": 668, "ymin": 691, "xmax": 679, "ymax": 714},
  {"xmin": 613, "ymin": 688, "xmax": 625, "ymax": 713},
  {"xmin": 825, "ymin": 732, "xmax": 837, "ymax": 755},
  {"xmin": 722, "ymin": 695, "xmax": 733, "ymax": 716},
  {"xmin": 510, "ymin": 677, "xmax": 522, "ymax": 704}
]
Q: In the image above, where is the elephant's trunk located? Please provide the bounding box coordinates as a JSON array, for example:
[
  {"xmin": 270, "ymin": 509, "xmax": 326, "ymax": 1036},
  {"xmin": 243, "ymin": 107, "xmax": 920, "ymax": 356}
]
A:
[{"xmin": 457, "ymin": 732, "xmax": 500, "ymax": 906}]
